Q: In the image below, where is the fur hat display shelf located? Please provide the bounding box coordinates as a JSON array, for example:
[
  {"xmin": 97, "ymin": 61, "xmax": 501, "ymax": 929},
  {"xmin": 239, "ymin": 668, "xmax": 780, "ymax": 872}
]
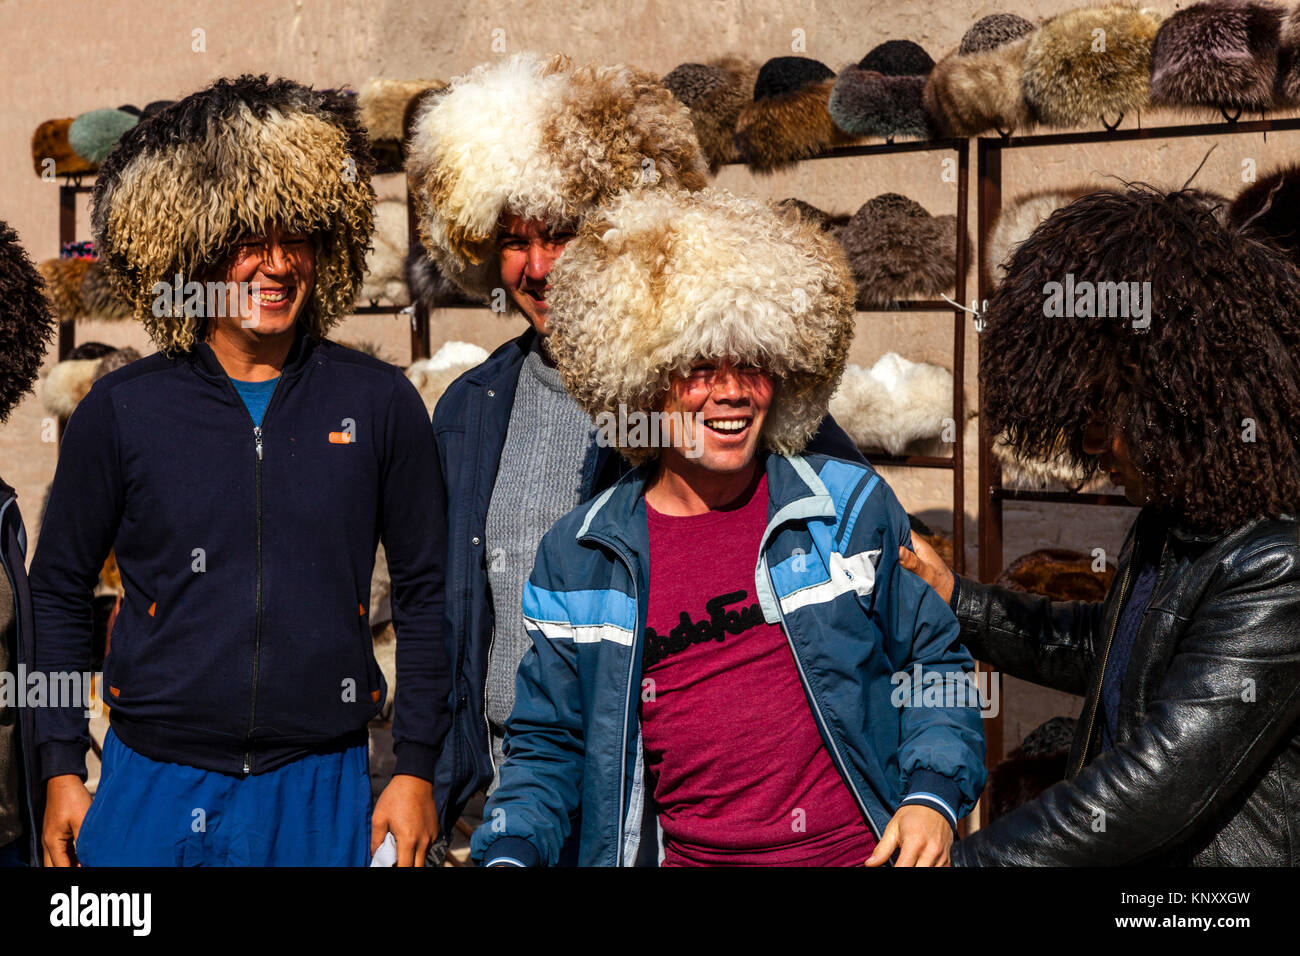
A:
[
  {"xmin": 828, "ymin": 353, "xmax": 955, "ymax": 456},
  {"xmin": 1021, "ymin": 4, "xmax": 1163, "ymax": 130},
  {"xmin": 837, "ymin": 193, "xmax": 963, "ymax": 308},
  {"xmin": 925, "ymin": 13, "xmax": 1038, "ymax": 137},
  {"xmin": 734, "ymin": 56, "xmax": 855, "ymax": 172},
  {"xmin": 90, "ymin": 74, "xmax": 377, "ymax": 354},
  {"xmin": 545, "ymin": 188, "xmax": 856, "ymax": 465},
  {"xmin": 829, "ymin": 40, "xmax": 936, "ymax": 141},
  {"xmin": 661, "ymin": 56, "xmax": 759, "ymax": 173},
  {"xmin": 1151, "ymin": 1, "xmax": 1288, "ymax": 118},
  {"xmin": 406, "ymin": 51, "xmax": 707, "ymax": 303}
]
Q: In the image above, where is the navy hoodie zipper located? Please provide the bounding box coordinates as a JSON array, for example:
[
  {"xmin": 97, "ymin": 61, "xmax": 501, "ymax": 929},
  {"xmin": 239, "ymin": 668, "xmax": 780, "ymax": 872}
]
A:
[{"xmin": 221, "ymin": 374, "xmax": 284, "ymax": 774}]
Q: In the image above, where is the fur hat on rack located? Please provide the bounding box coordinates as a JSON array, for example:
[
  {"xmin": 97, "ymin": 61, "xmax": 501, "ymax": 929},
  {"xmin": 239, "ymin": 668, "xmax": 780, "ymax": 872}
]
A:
[
  {"xmin": 37, "ymin": 256, "xmax": 132, "ymax": 322},
  {"xmin": 545, "ymin": 188, "xmax": 856, "ymax": 464},
  {"xmin": 986, "ymin": 186, "xmax": 1096, "ymax": 282},
  {"xmin": 32, "ymin": 118, "xmax": 98, "ymax": 177},
  {"xmin": 406, "ymin": 52, "xmax": 707, "ymax": 303},
  {"xmin": 1021, "ymin": 4, "xmax": 1163, "ymax": 129},
  {"xmin": 90, "ymin": 74, "xmax": 377, "ymax": 354},
  {"xmin": 41, "ymin": 342, "xmax": 142, "ymax": 420},
  {"xmin": 828, "ymin": 352, "xmax": 954, "ymax": 456},
  {"xmin": 924, "ymin": 13, "xmax": 1038, "ymax": 137},
  {"xmin": 0, "ymin": 221, "xmax": 57, "ymax": 422},
  {"xmin": 1150, "ymin": 1, "xmax": 1286, "ymax": 117},
  {"xmin": 357, "ymin": 77, "xmax": 446, "ymax": 170},
  {"xmin": 982, "ymin": 185, "xmax": 1300, "ymax": 534},
  {"xmin": 662, "ymin": 55, "xmax": 759, "ymax": 173},
  {"xmin": 996, "ymin": 548, "xmax": 1116, "ymax": 601},
  {"xmin": 1228, "ymin": 163, "xmax": 1300, "ymax": 265},
  {"xmin": 68, "ymin": 109, "xmax": 140, "ymax": 165},
  {"xmin": 734, "ymin": 56, "xmax": 854, "ymax": 173},
  {"xmin": 358, "ymin": 196, "xmax": 410, "ymax": 304},
  {"xmin": 837, "ymin": 193, "xmax": 962, "ymax": 308},
  {"xmin": 829, "ymin": 40, "xmax": 936, "ymax": 140},
  {"xmin": 405, "ymin": 340, "xmax": 491, "ymax": 416},
  {"xmin": 773, "ymin": 197, "xmax": 850, "ymax": 233}
]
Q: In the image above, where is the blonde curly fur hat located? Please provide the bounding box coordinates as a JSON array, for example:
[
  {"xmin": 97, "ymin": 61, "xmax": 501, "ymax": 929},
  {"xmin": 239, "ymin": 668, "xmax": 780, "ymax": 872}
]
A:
[
  {"xmin": 545, "ymin": 188, "xmax": 856, "ymax": 464},
  {"xmin": 90, "ymin": 74, "xmax": 377, "ymax": 354},
  {"xmin": 406, "ymin": 52, "xmax": 709, "ymax": 303}
]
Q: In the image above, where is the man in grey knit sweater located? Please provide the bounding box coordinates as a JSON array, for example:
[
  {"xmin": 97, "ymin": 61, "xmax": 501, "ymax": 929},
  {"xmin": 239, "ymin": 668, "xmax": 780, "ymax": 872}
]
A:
[{"xmin": 409, "ymin": 54, "xmax": 869, "ymax": 852}]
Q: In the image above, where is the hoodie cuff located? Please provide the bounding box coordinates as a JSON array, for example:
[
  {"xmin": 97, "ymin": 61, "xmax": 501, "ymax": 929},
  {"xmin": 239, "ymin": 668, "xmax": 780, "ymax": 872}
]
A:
[
  {"xmin": 481, "ymin": 836, "xmax": 540, "ymax": 868},
  {"xmin": 39, "ymin": 741, "xmax": 88, "ymax": 783},
  {"xmin": 392, "ymin": 740, "xmax": 439, "ymax": 783},
  {"xmin": 902, "ymin": 770, "xmax": 961, "ymax": 832}
]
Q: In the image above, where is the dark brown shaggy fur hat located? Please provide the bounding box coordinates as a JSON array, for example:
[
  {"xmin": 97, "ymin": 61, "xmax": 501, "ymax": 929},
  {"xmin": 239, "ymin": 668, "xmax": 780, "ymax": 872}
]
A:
[
  {"xmin": 995, "ymin": 547, "xmax": 1116, "ymax": 602},
  {"xmin": 91, "ymin": 74, "xmax": 377, "ymax": 354},
  {"xmin": 925, "ymin": 15, "xmax": 1038, "ymax": 137},
  {"xmin": 830, "ymin": 41, "xmax": 935, "ymax": 140},
  {"xmin": 988, "ymin": 717, "xmax": 1076, "ymax": 820},
  {"xmin": 0, "ymin": 221, "xmax": 57, "ymax": 422},
  {"xmin": 735, "ymin": 56, "xmax": 855, "ymax": 172},
  {"xmin": 662, "ymin": 56, "xmax": 758, "ymax": 173},
  {"xmin": 984, "ymin": 186, "xmax": 1300, "ymax": 534},
  {"xmin": 1228, "ymin": 163, "xmax": 1300, "ymax": 264},
  {"xmin": 1022, "ymin": 5, "xmax": 1163, "ymax": 128},
  {"xmin": 837, "ymin": 193, "xmax": 962, "ymax": 307},
  {"xmin": 1151, "ymin": 1, "xmax": 1285, "ymax": 116},
  {"xmin": 404, "ymin": 242, "xmax": 478, "ymax": 310}
]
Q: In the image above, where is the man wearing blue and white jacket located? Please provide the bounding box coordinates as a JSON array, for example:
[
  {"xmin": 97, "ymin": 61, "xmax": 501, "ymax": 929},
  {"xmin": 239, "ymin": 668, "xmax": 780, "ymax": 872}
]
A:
[{"xmin": 472, "ymin": 189, "xmax": 985, "ymax": 867}]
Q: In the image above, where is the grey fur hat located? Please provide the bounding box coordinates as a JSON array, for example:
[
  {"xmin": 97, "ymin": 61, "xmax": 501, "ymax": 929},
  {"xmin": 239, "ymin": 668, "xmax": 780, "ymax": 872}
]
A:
[
  {"xmin": 836, "ymin": 194, "xmax": 963, "ymax": 308},
  {"xmin": 829, "ymin": 41, "xmax": 936, "ymax": 140}
]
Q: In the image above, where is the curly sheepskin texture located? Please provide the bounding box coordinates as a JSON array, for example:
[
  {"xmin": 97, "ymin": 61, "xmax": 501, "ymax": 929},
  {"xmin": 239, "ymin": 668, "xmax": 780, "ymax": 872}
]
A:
[
  {"xmin": 0, "ymin": 221, "xmax": 56, "ymax": 422},
  {"xmin": 837, "ymin": 194, "xmax": 961, "ymax": 307},
  {"xmin": 405, "ymin": 340, "xmax": 491, "ymax": 416},
  {"xmin": 1150, "ymin": 1, "xmax": 1284, "ymax": 114},
  {"xmin": 662, "ymin": 56, "xmax": 758, "ymax": 173},
  {"xmin": 359, "ymin": 197, "xmax": 410, "ymax": 304},
  {"xmin": 925, "ymin": 34, "xmax": 1036, "ymax": 137},
  {"xmin": 827, "ymin": 353, "xmax": 953, "ymax": 455},
  {"xmin": 961, "ymin": 12, "xmax": 1037, "ymax": 54},
  {"xmin": 987, "ymin": 187, "xmax": 1095, "ymax": 281},
  {"xmin": 1022, "ymin": 5, "xmax": 1163, "ymax": 127},
  {"xmin": 407, "ymin": 52, "xmax": 708, "ymax": 303},
  {"xmin": 91, "ymin": 74, "xmax": 377, "ymax": 354},
  {"xmin": 545, "ymin": 188, "xmax": 855, "ymax": 464}
]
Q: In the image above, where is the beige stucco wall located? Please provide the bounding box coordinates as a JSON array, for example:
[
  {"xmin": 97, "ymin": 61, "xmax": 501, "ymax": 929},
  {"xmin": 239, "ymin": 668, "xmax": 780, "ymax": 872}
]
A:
[{"xmin": 3, "ymin": 0, "xmax": 1297, "ymax": 752}]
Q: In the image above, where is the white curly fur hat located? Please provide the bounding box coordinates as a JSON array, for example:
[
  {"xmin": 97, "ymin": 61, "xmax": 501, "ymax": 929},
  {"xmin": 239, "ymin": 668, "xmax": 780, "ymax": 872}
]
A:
[
  {"xmin": 406, "ymin": 52, "xmax": 709, "ymax": 303},
  {"xmin": 545, "ymin": 188, "xmax": 856, "ymax": 464}
]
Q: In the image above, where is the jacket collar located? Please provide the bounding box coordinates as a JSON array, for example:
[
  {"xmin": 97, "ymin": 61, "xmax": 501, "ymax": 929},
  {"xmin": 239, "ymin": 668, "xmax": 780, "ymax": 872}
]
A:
[
  {"xmin": 186, "ymin": 325, "xmax": 318, "ymax": 382},
  {"xmin": 576, "ymin": 451, "xmax": 835, "ymax": 553},
  {"xmin": 465, "ymin": 326, "xmax": 536, "ymax": 387}
]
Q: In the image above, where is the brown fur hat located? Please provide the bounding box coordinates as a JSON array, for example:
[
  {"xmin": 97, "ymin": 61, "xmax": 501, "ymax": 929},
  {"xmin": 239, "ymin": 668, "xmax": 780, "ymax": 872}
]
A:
[
  {"xmin": 1228, "ymin": 163, "xmax": 1300, "ymax": 265},
  {"xmin": 996, "ymin": 547, "xmax": 1116, "ymax": 601},
  {"xmin": 773, "ymin": 198, "xmax": 850, "ymax": 233},
  {"xmin": 32, "ymin": 118, "xmax": 98, "ymax": 177},
  {"xmin": 830, "ymin": 41, "xmax": 936, "ymax": 141},
  {"xmin": 91, "ymin": 74, "xmax": 377, "ymax": 354},
  {"xmin": 545, "ymin": 188, "xmax": 856, "ymax": 464},
  {"xmin": 837, "ymin": 193, "xmax": 963, "ymax": 307},
  {"xmin": 79, "ymin": 259, "xmax": 132, "ymax": 320},
  {"xmin": 735, "ymin": 57, "xmax": 855, "ymax": 173},
  {"xmin": 407, "ymin": 52, "xmax": 708, "ymax": 303},
  {"xmin": 1022, "ymin": 5, "xmax": 1163, "ymax": 128},
  {"xmin": 357, "ymin": 77, "xmax": 446, "ymax": 170},
  {"xmin": 925, "ymin": 16, "xmax": 1038, "ymax": 137},
  {"xmin": 41, "ymin": 344, "xmax": 141, "ymax": 420},
  {"xmin": 1152, "ymin": 1, "xmax": 1285, "ymax": 115},
  {"xmin": 662, "ymin": 56, "xmax": 759, "ymax": 173},
  {"xmin": 0, "ymin": 221, "xmax": 56, "ymax": 422},
  {"xmin": 987, "ymin": 186, "xmax": 1096, "ymax": 282}
]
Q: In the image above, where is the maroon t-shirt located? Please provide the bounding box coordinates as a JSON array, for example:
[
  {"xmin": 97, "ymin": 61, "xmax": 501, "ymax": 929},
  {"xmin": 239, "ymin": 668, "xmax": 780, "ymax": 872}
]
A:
[{"xmin": 641, "ymin": 472, "xmax": 878, "ymax": 866}]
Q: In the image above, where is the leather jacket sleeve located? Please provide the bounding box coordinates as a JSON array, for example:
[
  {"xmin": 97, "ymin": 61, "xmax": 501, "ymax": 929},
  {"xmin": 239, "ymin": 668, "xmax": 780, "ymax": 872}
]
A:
[
  {"xmin": 950, "ymin": 574, "xmax": 1106, "ymax": 697},
  {"xmin": 954, "ymin": 540, "xmax": 1300, "ymax": 866}
]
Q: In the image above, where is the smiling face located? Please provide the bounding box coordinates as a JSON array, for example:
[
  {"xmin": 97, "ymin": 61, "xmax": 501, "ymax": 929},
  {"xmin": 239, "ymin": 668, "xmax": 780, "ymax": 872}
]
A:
[
  {"xmin": 215, "ymin": 223, "xmax": 316, "ymax": 340},
  {"xmin": 658, "ymin": 359, "xmax": 775, "ymax": 477},
  {"xmin": 495, "ymin": 214, "xmax": 576, "ymax": 335}
]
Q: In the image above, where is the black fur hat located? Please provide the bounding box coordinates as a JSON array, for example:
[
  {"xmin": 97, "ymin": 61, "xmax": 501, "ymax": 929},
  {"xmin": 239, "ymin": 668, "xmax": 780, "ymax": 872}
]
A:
[
  {"xmin": 404, "ymin": 241, "xmax": 478, "ymax": 311},
  {"xmin": 735, "ymin": 56, "xmax": 853, "ymax": 172},
  {"xmin": 830, "ymin": 40, "xmax": 936, "ymax": 140},
  {"xmin": 1228, "ymin": 164, "xmax": 1300, "ymax": 264},
  {"xmin": 1150, "ymin": 1, "xmax": 1285, "ymax": 117},
  {"xmin": 0, "ymin": 221, "xmax": 56, "ymax": 422},
  {"xmin": 925, "ymin": 14, "xmax": 1038, "ymax": 137},
  {"xmin": 836, "ymin": 193, "xmax": 962, "ymax": 307},
  {"xmin": 663, "ymin": 56, "xmax": 759, "ymax": 173}
]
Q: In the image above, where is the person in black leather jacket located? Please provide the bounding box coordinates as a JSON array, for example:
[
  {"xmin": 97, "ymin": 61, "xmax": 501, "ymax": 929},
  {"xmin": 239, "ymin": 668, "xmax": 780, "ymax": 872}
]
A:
[{"xmin": 901, "ymin": 185, "xmax": 1300, "ymax": 865}]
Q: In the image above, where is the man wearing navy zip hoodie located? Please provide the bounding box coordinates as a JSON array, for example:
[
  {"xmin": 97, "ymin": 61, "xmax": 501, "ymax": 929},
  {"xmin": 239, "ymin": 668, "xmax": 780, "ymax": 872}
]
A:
[{"xmin": 31, "ymin": 77, "xmax": 450, "ymax": 867}]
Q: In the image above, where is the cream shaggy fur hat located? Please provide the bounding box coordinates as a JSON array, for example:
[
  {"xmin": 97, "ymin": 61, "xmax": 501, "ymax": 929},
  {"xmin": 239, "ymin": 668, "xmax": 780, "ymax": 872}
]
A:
[
  {"xmin": 545, "ymin": 188, "xmax": 856, "ymax": 464},
  {"xmin": 91, "ymin": 74, "xmax": 377, "ymax": 354},
  {"xmin": 406, "ymin": 52, "xmax": 708, "ymax": 303}
]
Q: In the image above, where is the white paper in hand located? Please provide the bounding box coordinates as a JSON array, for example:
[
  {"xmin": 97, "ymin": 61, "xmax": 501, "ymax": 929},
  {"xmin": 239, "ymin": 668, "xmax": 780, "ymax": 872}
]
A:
[{"xmin": 370, "ymin": 831, "xmax": 397, "ymax": 867}]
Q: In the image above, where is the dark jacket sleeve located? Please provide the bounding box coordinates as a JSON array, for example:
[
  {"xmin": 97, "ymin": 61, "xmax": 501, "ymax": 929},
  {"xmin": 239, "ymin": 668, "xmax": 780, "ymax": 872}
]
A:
[
  {"xmin": 29, "ymin": 383, "xmax": 123, "ymax": 781},
  {"xmin": 953, "ymin": 541, "xmax": 1300, "ymax": 866},
  {"xmin": 949, "ymin": 573, "xmax": 1106, "ymax": 697},
  {"xmin": 382, "ymin": 373, "xmax": 453, "ymax": 781},
  {"xmin": 806, "ymin": 413, "xmax": 867, "ymax": 465}
]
